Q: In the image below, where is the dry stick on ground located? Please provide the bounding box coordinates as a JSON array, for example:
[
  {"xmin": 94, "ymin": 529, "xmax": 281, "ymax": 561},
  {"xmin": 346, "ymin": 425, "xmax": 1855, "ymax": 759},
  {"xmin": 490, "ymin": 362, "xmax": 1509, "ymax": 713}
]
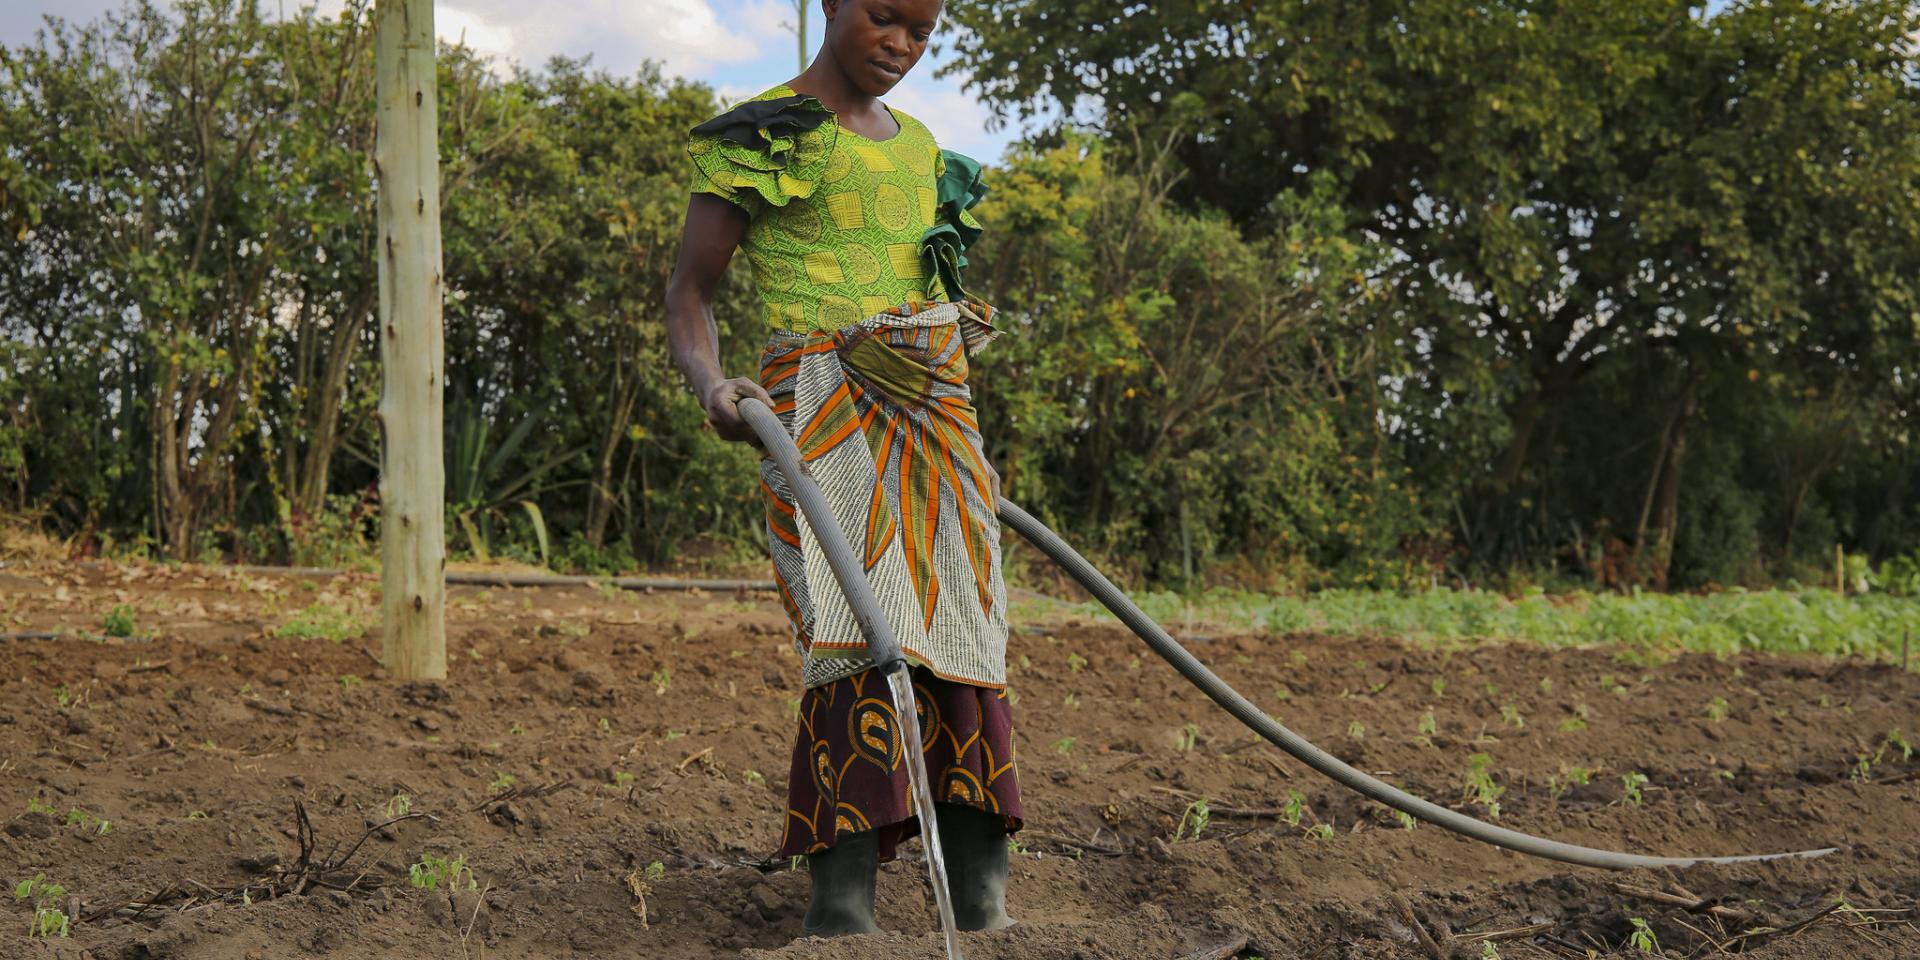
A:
[
  {"xmin": 473, "ymin": 778, "xmax": 575, "ymax": 812},
  {"xmin": 1392, "ymin": 894, "xmax": 1448, "ymax": 960},
  {"xmin": 86, "ymin": 800, "xmax": 434, "ymax": 925},
  {"xmin": 1612, "ymin": 881, "xmax": 1756, "ymax": 927},
  {"xmin": 1176, "ymin": 933, "xmax": 1250, "ymax": 960}
]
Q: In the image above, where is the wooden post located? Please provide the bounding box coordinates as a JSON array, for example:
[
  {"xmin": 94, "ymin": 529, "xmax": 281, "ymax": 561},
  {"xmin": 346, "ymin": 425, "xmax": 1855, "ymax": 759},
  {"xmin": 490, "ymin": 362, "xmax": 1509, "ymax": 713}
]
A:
[
  {"xmin": 375, "ymin": 0, "xmax": 447, "ymax": 680},
  {"xmin": 1835, "ymin": 543, "xmax": 1845, "ymax": 595}
]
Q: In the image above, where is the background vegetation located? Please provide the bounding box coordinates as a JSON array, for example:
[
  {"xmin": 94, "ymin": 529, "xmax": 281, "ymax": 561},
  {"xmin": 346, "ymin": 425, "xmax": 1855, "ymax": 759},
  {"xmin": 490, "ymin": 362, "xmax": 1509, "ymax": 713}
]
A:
[{"xmin": 2, "ymin": 0, "xmax": 1917, "ymax": 597}]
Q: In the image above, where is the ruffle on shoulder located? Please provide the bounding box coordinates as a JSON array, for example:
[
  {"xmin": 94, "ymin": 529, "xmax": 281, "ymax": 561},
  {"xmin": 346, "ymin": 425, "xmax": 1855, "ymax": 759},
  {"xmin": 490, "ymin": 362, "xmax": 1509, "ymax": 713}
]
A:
[
  {"xmin": 687, "ymin": 94, "xmax": 837, "ymax": 209},
  {"xmin": 921, "ymin": 149, "xmax": 989, "ymax": 301}
]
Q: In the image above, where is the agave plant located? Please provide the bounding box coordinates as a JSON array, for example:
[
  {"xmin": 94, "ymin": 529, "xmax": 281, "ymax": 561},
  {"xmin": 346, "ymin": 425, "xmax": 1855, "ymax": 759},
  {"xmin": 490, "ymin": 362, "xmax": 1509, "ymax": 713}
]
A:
[{"xmin": 445, "ymin": 395, "xmax": 584, "ymax": 566}]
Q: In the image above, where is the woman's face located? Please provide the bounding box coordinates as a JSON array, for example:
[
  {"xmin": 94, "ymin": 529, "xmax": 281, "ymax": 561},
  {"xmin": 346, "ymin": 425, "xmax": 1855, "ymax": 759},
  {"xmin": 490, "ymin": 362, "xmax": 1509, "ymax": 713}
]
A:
[{"xmin": 823, "ymin": 0, "xmax": 942, "ymax": 96}]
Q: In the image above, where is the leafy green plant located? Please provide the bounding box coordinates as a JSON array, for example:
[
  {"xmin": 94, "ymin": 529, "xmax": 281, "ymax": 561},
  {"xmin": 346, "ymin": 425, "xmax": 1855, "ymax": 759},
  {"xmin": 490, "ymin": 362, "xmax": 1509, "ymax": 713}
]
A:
[
  {"xmin": 386, "ymin": 794, "xmax": 413, "ymax": 818},
  {"xmin": 1878, "ymin": 729, "xmax": 1912, "ymax": 763},
  {"xmin": 1066, "ymin": 652, "xmax": 1088, "ymax": 673},
  {"xmin": 408, "ymin": 854, "xmax": 476, "ymax": 891},
  {"xmin": 1621, "ymin": 771, "xmax": 1649, "ymax": 806},
  {"xmin": 1466, "ymin": 753, "xmax": 1504, "ymax": 819},
  {"xmin": 1052, "ymin": 736, "xmax": 1076, "ymax": 754},
  {"xmin": 644, "ymin": 861, "xmax": 665, "ymax": 882},
  {"xmin": 1626, "ymin": 917, "xmax": 1661, "ymax": 952},
  {"xmin": 1176, "ymin": 723, "xmax": 1199, "ymax": 752},
  {"xmin": 1430, "ymin": 678, "xmax": 1446, "ymax": 698},
  {"xmin": 62, "ymin": 809, "xmax": 110, "ymax": 835},
  {"xmin": 275, "ymin": 602, "xmax": 369, "ymax": 642},
  {"xmin": 1559, "ymin": 702, "xmax": 1591, "ymax": 732},
  {"xmin": 651, "ymin": 667, "xmax": 672, "ymax": 695},
  {"xmin": 1347, "ymin": 720, "xmax": 1366, "ymax": 740},
  {"xmin": 338, "ymin": 674, "xmax": 362, "ymax": 691},
  {"xmin": 1705, "ymin": 697, "xmax": 1730, "ymax": 723},
  {"xmin": 1479, "ymin": 941, "xmax": 1501, "ymax": 959},
  {"xmin": 1175, "ymin": 799, "xmax": 1211, "ymax": 841},
  {"xmin": 1395, "ymin": 808, "xmax": 1417, "ymax": 831},
  {"xmin": 1305, "ymin": 823, "xmax": 1334, "ymax": 840},
  {"xmin": 1417, "ymin": 709, "xmax": 1438, "ymax": 738},
  {"xmin": 25, "ymin": 797, "xmax": 58, "ymax": 817},
  {"xmin": 611, "ymin": 771, "xmax": 635, "ymax": 789},
  {"xmin": 1281, "ymin": 789, "xmax": 1305, "ymax": 829},
  {"xmin": 489, "ymin": 773, "xmax": 516, "ymax": 791},
  {"xmin": 14, "ymin": 874, "xmax": 69, "ymax": 938},
  {"xmin": 102, "ymin": 603, "xmax": 135, "ymax": 638},
  {"xmin": 1500, "ymin": 705, "xmax": 1525, "ymax": 730}
]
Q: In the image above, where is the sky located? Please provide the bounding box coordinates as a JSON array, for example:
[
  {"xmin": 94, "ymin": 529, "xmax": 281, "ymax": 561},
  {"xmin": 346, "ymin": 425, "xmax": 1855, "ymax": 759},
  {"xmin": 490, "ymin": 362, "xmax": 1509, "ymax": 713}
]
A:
[{"xmin": 0, "ymin": 0, "xmax": 1027, "ymax": 161}]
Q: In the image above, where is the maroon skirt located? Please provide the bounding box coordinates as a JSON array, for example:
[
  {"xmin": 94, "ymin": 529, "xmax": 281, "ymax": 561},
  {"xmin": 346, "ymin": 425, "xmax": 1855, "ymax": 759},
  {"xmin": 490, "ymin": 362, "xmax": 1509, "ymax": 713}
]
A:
[{"xmin": 775, "ymin": 665, "xmax": 1023, "ymax": 861}]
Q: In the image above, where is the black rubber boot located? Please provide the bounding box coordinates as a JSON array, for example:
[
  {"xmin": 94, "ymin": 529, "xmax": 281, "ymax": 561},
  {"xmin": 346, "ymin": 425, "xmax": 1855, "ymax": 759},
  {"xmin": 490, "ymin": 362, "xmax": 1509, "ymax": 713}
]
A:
[
  {"xmin": 935, "ymin": 803, "xmax": 1014, "ymax": 931},
  {"xmin": 802, "ymin": 830, "xmax": 881, "ymax": 937}
]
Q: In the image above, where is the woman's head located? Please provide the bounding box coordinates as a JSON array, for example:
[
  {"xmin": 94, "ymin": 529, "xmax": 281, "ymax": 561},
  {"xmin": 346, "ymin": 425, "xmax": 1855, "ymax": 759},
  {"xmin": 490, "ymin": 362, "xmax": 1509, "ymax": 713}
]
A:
[{"xmin": 820, "ymin": 0, "xmax": 942, "ymax": 96}]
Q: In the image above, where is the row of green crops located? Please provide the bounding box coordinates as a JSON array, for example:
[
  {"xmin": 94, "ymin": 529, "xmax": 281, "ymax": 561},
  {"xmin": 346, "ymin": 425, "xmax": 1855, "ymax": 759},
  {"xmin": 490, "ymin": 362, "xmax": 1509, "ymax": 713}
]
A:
[{"xmin": 1047, "ymin": 588, "xmax": 1920, "ymax": 660}]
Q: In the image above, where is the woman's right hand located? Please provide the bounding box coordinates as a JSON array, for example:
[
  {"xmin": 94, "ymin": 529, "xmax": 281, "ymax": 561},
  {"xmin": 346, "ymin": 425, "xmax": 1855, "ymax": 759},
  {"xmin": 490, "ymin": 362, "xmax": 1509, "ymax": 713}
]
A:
[{"xmin": 703, "ymin": 377, "xmax": 776, "ymax": 444}]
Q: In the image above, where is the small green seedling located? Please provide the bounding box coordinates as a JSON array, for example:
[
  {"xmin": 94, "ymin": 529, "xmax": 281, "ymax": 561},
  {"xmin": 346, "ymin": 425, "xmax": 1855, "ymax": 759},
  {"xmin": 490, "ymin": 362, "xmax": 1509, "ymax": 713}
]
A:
[
  {"xmin": 1878, "ymin": 729, "xmax": 1913, "ymax": 763},
  {"xmin": 26, "ymin": 797, "xmax": 58, "ymax": 817},
  {"xmin": 386, "ymin": 794, "xmax": 413, "ymax": 818},
  {"xmin": 1627, "ymin": 917, "xmax": 1661, "ymax": 953},
  {"xmin": 1430, "ymin": 678, "xmax": 1446, "ymax": 698},
  {"xmin": 408, "ymin": 854, "xmax": 476, "ymax": 891},
  {"xmin": 103, "ymin": 603, "xmax": 136, "ymax": 638},
  {"xmin": 644, "ymin": 861, "xmax": 665, "ymax": 883},
  {"xmin": 1175, "ymin": 799, "xmax": 1211, "ymax": 842},
  {"xmin": 1052, "ymin": 736, "xmax": 1076, "ymax": 754},
  {"xmin": 741, "ymin": 769, "xmax": 765, "ymax": 788},
  {"xmin": 1347, "ymin": 721, "xmax": 1366, "ymax": 740},
  {"xmin": 63, "ymin": 809, "xmax": 110, "ymax": 835},
  {"xmin": 1480, "ymin": 941, "xmax": 1502, "ymax": 959},
  {"xmin": 1305, "ymin": 823, "xmax": 1334, "ymax": 840},
  {"xmin": 1064, "ymin": 693, "xmax": 1082, "ymax": 709},
  {"xmin": 1176, "ymin": 723, "xmax": 1199, "ymax": 752},
  {"xmin": 509, "ymin": 721, "xmax": 528, "ymax": 736},
  {"xmin": 1851, "ymin": 753, "xmax": 1873, "ymax": 783},
  {"xmin": 1559, "ymin": 702, "xmax": 1591, "ymax": 732},
  {"xmin": 598, "ymin": 717, "xmax": 613, "ymax": 733},
  {"xmin": 1500, "ymin": 705, "xmax": 1525, "ymax": 730},
  {"xmin": 1066, "ymin": 652, "xmax": 1088, "ymax": 673},
  {"xmin": 1621, "ymin": 771, "xmax": 1649, "ymax": 806},
  {"xmin": 1705, "ymin": 697, "xmax": 1730, "ymax": 723},
  {"xmin": 1395, "ymin": 808, "xmax": 1417, "ymax": 831},
  {"xmin": 1281, "ymin": 789, "xmax": 1305, "ymax": 829},
  {"xmin": 14, "ymin": 874, "xmax": 70, "ymax": 938},
  {"xmin": 611, "ymin": 771, "xmax": 636, "ymax": 789},
  {"xmin": 338, "ymin": 674, "xmax": 362, "ymax": 691},
  {"xmin": 1417, "ymin": 710, "xmax": 1438, "ymax": 738},
  {"xmin": 1466, "ymin": 753, "xmax": 1504, "ymax": 819},
  {"xmin": 1599, "ymin": 674, "xmax": 1620, "ymax": 694},
  {"xmin": 489, "ymin": 773, "xmax": 517, "ymax": 791},
  {"xmin": 651, "ymin": 666, "xmax": 672, "ymax": 695},
  {"xmin": 52, "ymin": 685, "xmax": 76, "ymax": 709}
]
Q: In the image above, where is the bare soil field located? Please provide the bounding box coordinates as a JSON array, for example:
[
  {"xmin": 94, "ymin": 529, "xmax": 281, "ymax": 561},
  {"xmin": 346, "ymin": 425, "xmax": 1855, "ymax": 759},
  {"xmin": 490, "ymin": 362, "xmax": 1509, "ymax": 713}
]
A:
[{"xmin": 2, "ymin": 560, "xmax": 1917, "ymax": 958}]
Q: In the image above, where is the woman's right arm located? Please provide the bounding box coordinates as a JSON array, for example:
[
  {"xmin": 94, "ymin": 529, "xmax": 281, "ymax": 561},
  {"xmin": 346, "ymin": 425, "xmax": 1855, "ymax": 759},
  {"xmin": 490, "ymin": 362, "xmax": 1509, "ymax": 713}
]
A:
[{"xmin": 665, "ymin": 193, "xmax": 772, "ymax": 443}]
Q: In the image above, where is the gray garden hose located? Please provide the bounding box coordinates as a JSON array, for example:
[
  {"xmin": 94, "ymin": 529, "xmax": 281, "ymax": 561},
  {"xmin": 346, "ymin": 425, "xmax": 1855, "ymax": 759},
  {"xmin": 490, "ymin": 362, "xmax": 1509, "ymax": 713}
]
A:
[
  {"xmin": 734, "ymin": 395, "xmax": 1838, "ymax": 871},
  {"xmin": 995, "ymin": 498, "xmax": 1840, "ymax": 870}
]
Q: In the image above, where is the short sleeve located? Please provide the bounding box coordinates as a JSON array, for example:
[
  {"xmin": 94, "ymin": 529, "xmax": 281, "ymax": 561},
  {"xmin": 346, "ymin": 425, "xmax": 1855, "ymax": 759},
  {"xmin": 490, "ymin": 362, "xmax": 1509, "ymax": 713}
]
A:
[{"xmin": 686, "ymin": 93, "xmax": 837, "ymax": 216}]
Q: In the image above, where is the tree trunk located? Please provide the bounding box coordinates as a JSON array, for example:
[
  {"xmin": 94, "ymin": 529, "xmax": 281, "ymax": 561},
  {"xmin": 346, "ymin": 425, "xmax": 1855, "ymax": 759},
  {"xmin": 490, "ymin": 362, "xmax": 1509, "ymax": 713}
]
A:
[
  {"xmin": 376, "ymin": 0, "xmax": 447, "ymax": 681},
  {"xmin": 1492, "ymin": 388, "xmax": 1545, "ymax": 491},
  {"xmin": 1645, "ymin": 373, "xmax": 1703, "ymax": 588}
]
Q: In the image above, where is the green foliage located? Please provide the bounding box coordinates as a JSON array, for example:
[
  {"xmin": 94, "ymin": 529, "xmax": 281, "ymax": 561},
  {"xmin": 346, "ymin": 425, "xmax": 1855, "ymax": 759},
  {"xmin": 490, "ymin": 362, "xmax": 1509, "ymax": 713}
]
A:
[
  {"xmin": 1174, "ymin": 799, "xmax": 1210, "ymax": 842},
  {"xmin": 3, "ymin": 0, "xmax": 1916, "ymax": 590},
  {"xmin": 102, "ymin": 603, "xmax": 135, "ymax": 638},
  {"xmin": 1626, "ymin": 918, "xmax": 1661, "ymax": 953},
  {"xmin": 1076, "ymin": 587, "xmax": 1920, "ymax": 660},
  {"xmin": 274, "ymin": 602, "xmax": 368, "ymax": 642},
  {"xmin": 1465, "ymin": 754, "xmax": 1505, "ymax": 819},
  {"xmin": 1621, "ymin": 771, "xmax": 1650, "ymax": 806},
  {"xmin": 407, "ymin": 854, "xmax": 476, "ymax": 891},
  {"xmin": 13, "ymin": 874, "xmax": 69, "ymax": 938}
]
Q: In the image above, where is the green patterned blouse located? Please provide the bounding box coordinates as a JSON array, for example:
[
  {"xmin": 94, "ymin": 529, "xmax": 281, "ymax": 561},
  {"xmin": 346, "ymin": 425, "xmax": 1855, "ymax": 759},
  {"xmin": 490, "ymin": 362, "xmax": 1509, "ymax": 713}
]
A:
[{"xmin": 687, "ymin": 84, "xmax": 985, "ymax": 333}]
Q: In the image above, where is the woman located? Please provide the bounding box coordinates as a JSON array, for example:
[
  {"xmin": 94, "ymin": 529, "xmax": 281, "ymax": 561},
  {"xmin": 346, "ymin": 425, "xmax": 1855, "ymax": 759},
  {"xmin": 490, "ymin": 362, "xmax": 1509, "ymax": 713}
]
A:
[{"xmin": 663, "ymin": 0, "xmax": 1020, "ymax": 938}]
